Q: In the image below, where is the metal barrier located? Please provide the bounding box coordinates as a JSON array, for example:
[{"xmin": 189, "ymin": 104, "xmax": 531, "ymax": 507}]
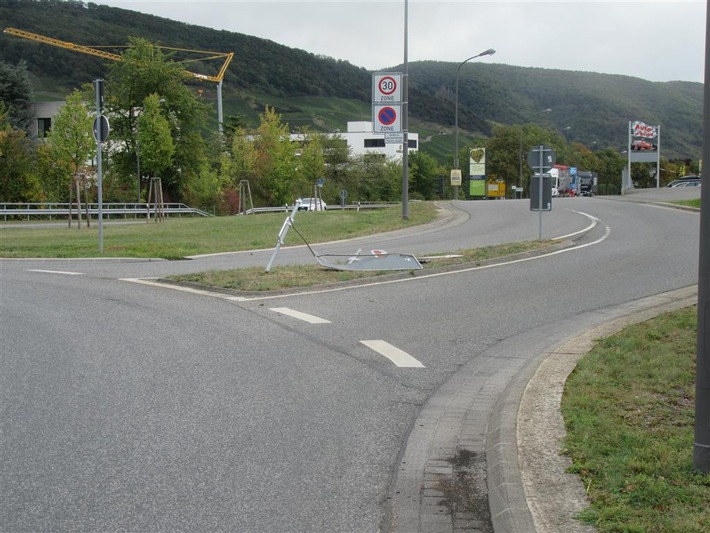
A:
[
  {"xmin": 0, "ymin": 202, "xmax": 396, "ymax": 220},
  {"xmin": 0, "ymin": 202, "xmax": 212, "ymax": 221}
]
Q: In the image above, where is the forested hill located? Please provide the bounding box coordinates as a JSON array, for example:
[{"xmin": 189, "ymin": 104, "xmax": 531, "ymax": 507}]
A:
[{"xmin": 0, "ymin": 0, "xmax": 703, "ymax": 159}]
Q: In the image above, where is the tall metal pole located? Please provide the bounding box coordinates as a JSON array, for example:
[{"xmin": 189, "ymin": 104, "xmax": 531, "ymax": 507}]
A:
[
  {"xmin": 217, "ymin": 80, "xmax": 224, "ymax": 138},
  {"xmin": 94, "ymin": 79, "xmax": 104, "ymax": 253},
  {"xmin": 136, "ymin": 122, "xmax": 141, "ymax": 204},
  {"xmin": 694, "ymin": 0, "xmax": 710, "ymax": 475},
  {"xmin": 454, "ymin": 49, "xmax": 495, "ymax": 200},
  {"xmin": 518, "ymin": 126, "xmax": 523, "ymax": 192},
  {"xmin": 402, "ymin": 0, "xmax": 409, "ymax": 220}
]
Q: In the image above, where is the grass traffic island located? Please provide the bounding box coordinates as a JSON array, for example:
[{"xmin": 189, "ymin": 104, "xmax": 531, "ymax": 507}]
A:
[{"xmin": 164, "ymin": 239, "xmax": 561, "ymax": 293}]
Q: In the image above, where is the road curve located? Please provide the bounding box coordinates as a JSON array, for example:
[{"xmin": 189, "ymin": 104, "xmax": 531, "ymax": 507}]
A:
[{"xmin": 0, "ymin": 191, "xmax": 700, "ymax": 532}]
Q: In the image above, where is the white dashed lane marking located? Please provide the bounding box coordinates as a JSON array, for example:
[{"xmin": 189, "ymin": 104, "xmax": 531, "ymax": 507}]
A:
[
  {"xmin": 28, "ymin": 269, "xmax": 83, "ymax": 276},
  {"xmin": 269, "ymin": 307, "xmax": 332, "ymax": 324},
  {"xmin": 360, "ymin": 340, "xmax": 425, "ymax": 368}
]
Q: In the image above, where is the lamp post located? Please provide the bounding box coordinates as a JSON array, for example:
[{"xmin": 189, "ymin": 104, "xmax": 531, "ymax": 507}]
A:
[
  {"xmin": 518, "ymin": 108, "xmax": 552, "ymax": 196},
  {"xmin": 454, "ymin": 48, "xmax": 495, "ymax": 200}
]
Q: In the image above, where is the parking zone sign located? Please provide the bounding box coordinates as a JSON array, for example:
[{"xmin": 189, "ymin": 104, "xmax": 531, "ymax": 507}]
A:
[{"xmin": 373, "ymin": 104, "xmax": 402, "ymax": 133}]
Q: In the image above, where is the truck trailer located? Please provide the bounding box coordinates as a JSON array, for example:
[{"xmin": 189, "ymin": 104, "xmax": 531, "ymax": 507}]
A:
[{"xmin": 578, "ymin": 170, "xmax": 598, "ymax": 196}]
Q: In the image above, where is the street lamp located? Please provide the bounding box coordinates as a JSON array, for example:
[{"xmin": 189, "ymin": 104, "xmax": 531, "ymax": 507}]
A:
[
  {"xmin": 518, "ymin": 108, "xmax": 552, "ymax": 194},
  {"xmin": 454, "ymin": 48, "xmax": 496, "ymax": 199}
]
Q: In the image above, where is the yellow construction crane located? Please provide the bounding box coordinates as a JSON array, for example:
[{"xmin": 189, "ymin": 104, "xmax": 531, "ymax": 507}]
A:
[{"xmin": 4, "ymin": 27, "xmax": 233, "ymax": 131}]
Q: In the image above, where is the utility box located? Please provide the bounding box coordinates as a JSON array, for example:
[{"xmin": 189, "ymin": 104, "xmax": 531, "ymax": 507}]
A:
[{"xmin": 530, "ymin": 174, "xmax": 552, "ymax": 211}]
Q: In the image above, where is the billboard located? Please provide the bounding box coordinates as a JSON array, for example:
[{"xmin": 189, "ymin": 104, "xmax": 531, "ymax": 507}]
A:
[
  {"xmin": 628, "ymin": 120, "xmax": 660, "ymax": 163},
  {"xmin": 469, "ymin": 147, "xmax": 486, "ymax": 176}
]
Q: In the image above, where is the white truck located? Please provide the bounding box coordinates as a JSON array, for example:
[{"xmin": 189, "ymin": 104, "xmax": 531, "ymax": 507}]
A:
[{"xmin": 548, "ymin": 165, "xmax": 571, "ymax": 197}]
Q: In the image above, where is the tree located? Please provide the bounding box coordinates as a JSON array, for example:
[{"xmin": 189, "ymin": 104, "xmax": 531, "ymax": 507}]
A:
[
  {"xmin": 136, "ymin": 93, "xmax": 174, "ymax": 178},
  {"xmin": 0, "ymin": 60, "xmax": 33, "ymax": 133},
  {"xmin": 105, "ymin": 38, "xmax": 209, "ymax": 201},
  {"xmin": 47, "ymin": 90, "xmax": 95, "ymax": 178},
  {"xmin": 295, "ymin": 129, "xmax": 326, "ymax": 198},
  {"xmin": 595, "ymin": 148, "xmax": 625, "ymax": 194},
  {"xmin": 252, "ymin": 107, "xmax": 299, "ymax": 206},
  {"xmin": 349, "ymin": 154, "xmax": 401, "ymax": 202},
  {"xmin": 0, "ymin": 101, "xmax": 42, "ymax": 202},
  {"xmin": 408, "ymin": 151, "xmax": 441, "ymax": 200}
]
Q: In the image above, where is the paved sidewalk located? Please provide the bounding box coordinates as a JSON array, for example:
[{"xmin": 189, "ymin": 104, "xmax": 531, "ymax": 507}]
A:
[{"xmin": 389, "ymin": 285, "xmax": 697, "ymax": 533}]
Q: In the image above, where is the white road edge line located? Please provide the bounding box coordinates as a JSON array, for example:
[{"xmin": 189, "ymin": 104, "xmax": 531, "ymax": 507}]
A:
[
  {"xmin": 269, "ymin": 307, "xmax": 331, "ymax": 324},
  {"xmin": 28, "ymin": 269, "xmax": 83, "ymax": 276},
  {"xmin": 360, "ymin": 340, "xmax": 425, "ymax": 368}
]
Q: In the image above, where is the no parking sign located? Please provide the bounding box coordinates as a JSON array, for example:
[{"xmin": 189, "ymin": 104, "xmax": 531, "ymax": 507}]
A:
[{"xmin": 373, "ymin": 104, "xmax": 402, "ymax": 133}]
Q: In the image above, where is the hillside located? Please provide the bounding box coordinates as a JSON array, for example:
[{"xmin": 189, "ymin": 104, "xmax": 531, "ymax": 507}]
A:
[{"xmin": 0, "ymin": 0, "xmax": 703, "ymax": 160}]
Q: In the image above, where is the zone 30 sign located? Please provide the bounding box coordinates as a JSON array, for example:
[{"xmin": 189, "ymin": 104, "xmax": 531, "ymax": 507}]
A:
[{"xmin": 372, "ymin": 73, "xmax": 402, "ymax": 103}]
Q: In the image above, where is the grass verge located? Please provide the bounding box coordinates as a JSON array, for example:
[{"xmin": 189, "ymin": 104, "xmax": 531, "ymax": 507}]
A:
[
  {"xmin": 0, "ymin": 202, "xmax": 438, "ymax": 259},
  {"xmin": 562, "ymin": 306, "xmax": 710, "ymax": 533},
  {"xmin": 674, "ymin": 199, "xmax": 701, "ymax": 209}
]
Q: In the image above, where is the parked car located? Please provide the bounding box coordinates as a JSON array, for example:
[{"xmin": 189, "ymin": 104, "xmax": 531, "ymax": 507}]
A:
[
  {"xmin": 671, "ymin": 180, "xmax": 701, "ymax": 187},
  {"xmin": 296, "ymin": 198, "xmax": 327, "ymax": 211},
  {"xmin": 667, "ymin": 175, "xmax": 701, "ymax": 187}
]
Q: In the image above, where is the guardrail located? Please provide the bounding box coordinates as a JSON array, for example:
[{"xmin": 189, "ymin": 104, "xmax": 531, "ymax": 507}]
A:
[
  {"xmin": 243, "ymin": 202, "xmax": 397, "ymax": 215},
  {"xmin": 0, "ymin": 202, "xmax": 212, "ymax": 221},
  {"xmin": 1, "ymin": 201, "xmax": 397, "ymax": 221}
]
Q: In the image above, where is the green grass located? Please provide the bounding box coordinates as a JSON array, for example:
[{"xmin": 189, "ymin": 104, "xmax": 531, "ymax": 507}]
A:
[
  {"xmin": 674, "ymin": 198, "xmax": 701, "ymax": 209},
  {"xmin": 0, "ymin": 202, "xmax": 438, "ymax": 259},
  {"xmin": 562, "ymin": 306, "xmax": 710, "ymax": 532}
]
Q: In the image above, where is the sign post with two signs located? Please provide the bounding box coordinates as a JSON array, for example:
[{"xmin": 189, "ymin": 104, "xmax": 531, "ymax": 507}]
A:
[
  {"xmin": 372, "ymin": 73, "xmax": 403, "ymax": 135},
  {"xmin": 528, "ymin": 144, "xmax": 556, "ymax": 240}
]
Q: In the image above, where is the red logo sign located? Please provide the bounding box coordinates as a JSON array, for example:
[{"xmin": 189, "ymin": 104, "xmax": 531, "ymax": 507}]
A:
[{"xmin": 631, "ymin": 121, "xmax": 657, "ymax": 139}]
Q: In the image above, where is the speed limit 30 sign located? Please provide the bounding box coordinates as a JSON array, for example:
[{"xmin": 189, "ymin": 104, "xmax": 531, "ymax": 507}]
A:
[{"xmin": 372, "ymin": 73, "xmax": 402, "ymax": 103}]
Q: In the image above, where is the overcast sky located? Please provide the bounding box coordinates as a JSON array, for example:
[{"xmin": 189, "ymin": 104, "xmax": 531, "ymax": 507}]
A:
[{"xmin": 92, "ymin": 1, "xmax": 706, "ymax": 83}]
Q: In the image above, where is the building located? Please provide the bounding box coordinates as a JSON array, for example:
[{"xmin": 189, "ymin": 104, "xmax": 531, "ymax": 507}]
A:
[
  {"xmin": 330, "ymin": 121, "xmax": 418, "ymax": 161},
  {"xmin": 28, "ymin": 101, "xmax": 64, "ymax": 139},
  {"xmin": 290, "ymin": 121, "xmax": 418, "ymax": 162}
]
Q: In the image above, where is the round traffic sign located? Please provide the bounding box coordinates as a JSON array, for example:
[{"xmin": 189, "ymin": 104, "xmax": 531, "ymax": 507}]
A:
[
  {"xmin": 378, "ymin": 106, "xmax": 397, "ymax": 126},
  {"xmin": 93, "ymin": 115, "xmax": 110, "ymax": 143},
  {"xmin": 378, "ymin": 76, "xmax": 397, "ymax": 96},
  {"xmin": 527, "ymin": 144, "xmax": 556, "ymax": 172}
]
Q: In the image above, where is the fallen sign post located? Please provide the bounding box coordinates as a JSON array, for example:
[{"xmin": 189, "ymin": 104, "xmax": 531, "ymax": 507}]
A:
[
  {"xmin": 265, "ymin": 206, "xmax": 423, "ymax": 273},
  {"xmin": 265, "ymin": 204, "xmax": 300, "ymax": 273}
]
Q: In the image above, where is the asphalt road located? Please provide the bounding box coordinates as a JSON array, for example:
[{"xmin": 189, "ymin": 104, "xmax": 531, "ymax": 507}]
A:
[{"xmin": 0, "ymin": 189, "xmax": 700, "ymax": 532}]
